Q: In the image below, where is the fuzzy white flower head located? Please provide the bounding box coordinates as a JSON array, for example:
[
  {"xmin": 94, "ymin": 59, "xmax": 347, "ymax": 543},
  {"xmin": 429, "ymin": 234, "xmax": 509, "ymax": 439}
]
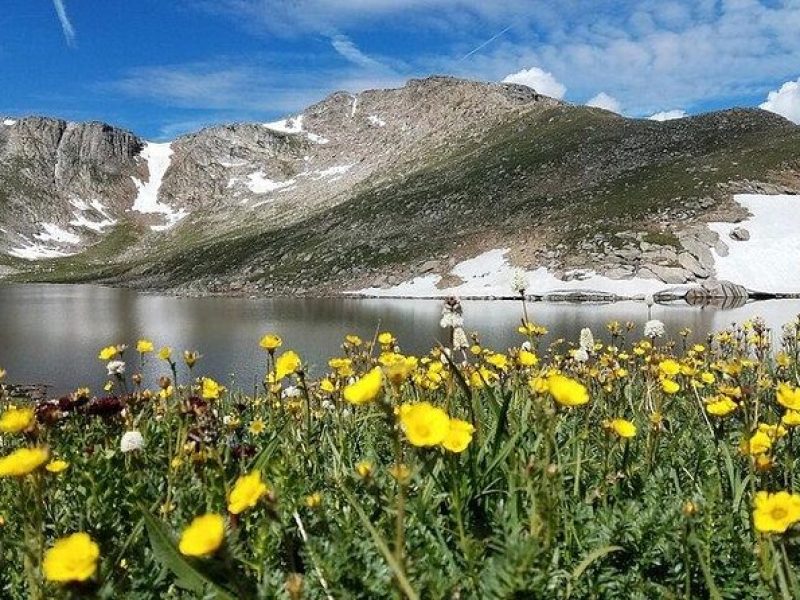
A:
[
  {"xmin": 521, "ymin": 341, "xmax": 532, "ymax": 351},
  {"xmin": 452, "ymin": 326, "xmax": 469, "ymax": 350},
  {"xmin": 579, "ymin": 328, "xmax": 595, "ymax": 352},
  {"xmin": 644, "ymin": 319, "xmax": 665, "ymax": 339},
  {"xmin": 510, "ymin": 268, "xmax": 528, "ymax": 295},
  {"xmin": 107, "ymin": 360, "xmax": 126, "ymax": 376},
  {"xmin": 120, "ymin": 430, "xmax": 144, "ymax": 453},
  {"xmin": 440, "ymin": 312, "xmax": 464, "ymax": 328},
  {"xmin": 282, "ymin": 385, "xmax": 302, "ymax": 399},
  {"xmin": 572, "ymin": 348, "xmax": 590, "ymax": 363}
]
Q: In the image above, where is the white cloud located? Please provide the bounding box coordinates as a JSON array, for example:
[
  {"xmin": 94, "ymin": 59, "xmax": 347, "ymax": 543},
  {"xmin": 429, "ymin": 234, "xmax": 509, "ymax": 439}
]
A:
[
  {"xmin": 52, "ymin": 0, "xmax": 76, "ymax": 47},
  {"xmin": 648, "ymin": 109, "xmax": 687, "ymax": 121},
  {"xmin": 586, "ymin": 92, "xmax": 621, "ymax": 114},
  {"xmin": 760, "ymin": 79, "xmax": 800, "ymax": 125},
  {"xmin": 502, "ymin": 66, "xmax": 566, "ymax": 99},
  {"xmin": 331, "ymin": 34, "xmax": 385, "ymax": 69}
]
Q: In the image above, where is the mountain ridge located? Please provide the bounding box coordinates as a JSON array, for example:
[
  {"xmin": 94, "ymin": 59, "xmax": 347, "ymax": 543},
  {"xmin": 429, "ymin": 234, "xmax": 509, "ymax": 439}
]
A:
[{"xmin": 1, "ymin": 75, "xmax": 799, "ymax": 295}]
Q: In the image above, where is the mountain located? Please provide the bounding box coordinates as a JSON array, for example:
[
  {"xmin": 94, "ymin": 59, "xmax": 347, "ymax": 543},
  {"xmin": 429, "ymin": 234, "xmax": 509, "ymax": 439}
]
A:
[{"xmin": 1, "ymin": 76, "xmax": 799, "ymax": 295}]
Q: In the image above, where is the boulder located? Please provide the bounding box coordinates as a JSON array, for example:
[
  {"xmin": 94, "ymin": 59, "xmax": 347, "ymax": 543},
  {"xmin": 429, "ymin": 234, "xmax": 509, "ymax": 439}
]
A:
[
  {"xmin": 730, "ymin": 227, "xmax": 750, "ymax": 241},
  {"xmin": 677, "ymin": 252, "xmax": 710, "ymax": 278},
  {"xmin": 646, "ymin": 264, "xmax": 690, "ymax": 284}
]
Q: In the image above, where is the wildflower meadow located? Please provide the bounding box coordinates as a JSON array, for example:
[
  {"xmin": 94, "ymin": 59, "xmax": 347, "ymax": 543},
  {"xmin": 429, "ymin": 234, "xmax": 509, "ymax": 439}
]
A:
[{"xmin": 1, "ymin": 299, "xmax": 800, "ymax": 598}]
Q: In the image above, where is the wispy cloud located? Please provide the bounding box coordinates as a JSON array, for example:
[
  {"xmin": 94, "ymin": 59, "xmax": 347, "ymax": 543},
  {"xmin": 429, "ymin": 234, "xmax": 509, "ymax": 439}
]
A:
[
  {"xmin": 206, "ymin": 1, "xmax": 800, "ymax": 117},
  {"xmin": 52, "ymin": 0, "xmax": 76, "ymax": 47}
]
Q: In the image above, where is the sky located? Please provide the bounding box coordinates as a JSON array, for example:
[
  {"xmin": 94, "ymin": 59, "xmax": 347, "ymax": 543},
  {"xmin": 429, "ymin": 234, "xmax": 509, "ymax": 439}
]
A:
[{"xmin": 1, "ymin": 0, "xmax": 799, "ymax": 140}]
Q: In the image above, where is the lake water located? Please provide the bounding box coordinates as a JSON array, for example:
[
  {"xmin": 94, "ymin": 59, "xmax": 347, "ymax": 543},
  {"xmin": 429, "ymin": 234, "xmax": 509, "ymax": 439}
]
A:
[{"xmin": 1, "ymin": 284, "xmax": 799, "ymax": 395}]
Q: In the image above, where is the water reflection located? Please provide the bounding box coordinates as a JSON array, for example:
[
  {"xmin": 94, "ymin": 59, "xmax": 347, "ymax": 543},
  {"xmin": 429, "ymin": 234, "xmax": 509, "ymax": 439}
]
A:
[{"xmin": 1, "ymin": 284, "xmax": 798, "ymax": 395}]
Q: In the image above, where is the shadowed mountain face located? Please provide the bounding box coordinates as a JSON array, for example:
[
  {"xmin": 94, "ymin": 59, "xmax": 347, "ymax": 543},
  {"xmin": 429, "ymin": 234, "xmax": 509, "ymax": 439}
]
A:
[{"xmin": 1, "ymin": 76, "xmax": 799, "ymax": 294}]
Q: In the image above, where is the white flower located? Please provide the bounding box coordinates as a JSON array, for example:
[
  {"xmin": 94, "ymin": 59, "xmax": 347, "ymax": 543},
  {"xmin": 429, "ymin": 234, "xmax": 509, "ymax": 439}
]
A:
[
  {"xmin": 644, "ymin": 319, "xmax": 665, "ymax": 339},
  {"xmin": 579, "ymin": 328, "xmax": 594, "ymax": 352},
  {"xmin": 120, "ymin": 430, "xmax": 144, "ymax": 453},
  {"xmin": 521, "ymin": 341, "xmax": 532, "ymax": 351},
  {"xmin": 321, "ymin": 399, "xmax": 335, "ymax": 411},
  {"xmin": 572, "ymin": 348, "xmax": 589, "ymax": 363},
  {"xmin": 452, "ymin": 327, "xmax": 469, "ymax": 349},
  {"xmin": 440, "ymin": 348, "xmax": 452, "ymax": 364},
  {"xmin": 510, "ymin": 268, "xmax": 528, "ymax": 295},
  {"xmin": 106, "ymin": 360, "xmax": 126, "ymax": 376},
  {"xmin": 282, "ymin": 385, "xmax": 302, "ymax": 399},
  {"xmin": 439, "ymin": 312, "xmax": 464, "ymax": 328}
]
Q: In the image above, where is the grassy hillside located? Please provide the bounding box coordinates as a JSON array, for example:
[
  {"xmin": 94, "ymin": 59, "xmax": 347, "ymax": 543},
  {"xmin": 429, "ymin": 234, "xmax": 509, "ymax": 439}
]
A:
[{"xmin": 12, "ymin": 105, "xmax": 800, "ymax": 294}]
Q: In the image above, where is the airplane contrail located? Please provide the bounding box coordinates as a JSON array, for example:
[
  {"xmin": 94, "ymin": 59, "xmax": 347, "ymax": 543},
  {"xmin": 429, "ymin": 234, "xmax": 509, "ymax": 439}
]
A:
[
  {"xmin": 459, "ymin": 24, "xmax": 513, "ymax": 62},
  {"xmin": 53, "ymin": 0, "xmax": 77, "ymax": 47}
]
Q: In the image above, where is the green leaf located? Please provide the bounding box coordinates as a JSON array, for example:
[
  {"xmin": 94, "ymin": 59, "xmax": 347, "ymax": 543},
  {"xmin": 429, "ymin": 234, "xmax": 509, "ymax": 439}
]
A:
[
  {"xmin": 139, "ymin": 505, "xmax": 237, "ymax": 599},
  {"xmin": 338, "ymin": 484, "xmax": 420, "ymax": 600},
  {"xmin": 566, "ymin": 545, "xmax": 624, "ymax": 598}
]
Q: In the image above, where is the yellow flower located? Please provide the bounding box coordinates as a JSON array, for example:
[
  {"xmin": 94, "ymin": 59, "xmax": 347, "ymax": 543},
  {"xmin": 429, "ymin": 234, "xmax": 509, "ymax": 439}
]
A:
[
  {"xmin": 377, "ymin": 332, "xmax": 395, "ymax": 346},
  {"xmin": 744, "ymin": 431, "xmax": 772, "ymax": 455},
  {"xmin": 382, "ymin": 354, "xmax": 418, "ymax": 386},
  {"xmin": 0, "ymin": 407, "xmax": 35, "ymax": 433},
  {"xmin": 661, "ymin": 378, "xmax": 680, "ymax": 394},
  {"xmin": 441, "ymin": 418, "xmax": 475, "ymax": 453},
  {"xmin": 248, "ymin": 418, "xmax": 266, "ymax": 435},
  {"xmin": 259, "ymin": 333, "xmax": 283, "ymax": 351},
  {"xmin": 98, "ymin": 345, "xmax": 118, "ymax": 361},
  {"xmin": 345, "ymin": 334, "xmax": 363, "ymax": 346},
  {"xmin": 46, "ymin": 460, "xmax": 70, "ymax": 474},
  {"xmin": 304, "ymin": 492, "xmax": 322, "ymax": 508},
  {"xmin": 706, "ymin": 396, "xmax": 738, "ymax": 417},
  {"xmin": 758, "ymin": 423, "xmax": 788, "ymax": 439},
  {"xmin": 319, "ymin": 378, "xmax": 336, "ymax": 393},
  {"xmin": 0, "ymin": 367, "xmax": 5, "ymax": 381},
  {"xmin": 389, "ymin": 463, "xmax": 412, "ymax": 483},
  {"xmin": 43, "ymin": 532, "xmax": 100, "ymax": 583},
  {"xmin": 399, "ymin": 402, "xmax": 450, "ymax": 447},
  {"xmin": 700, "ymin": 372, "xmax": 716, "ymax": 384},
  {"xmin": 179, "ymin": 514, "xmax": 225, "ymax": 557},
  {"xmin": 517, "ymin": 350, "xmax": 539, "ymax": 367},
  {"xmin": 753, "ymin": 491, "xmax": 800, "ymax": 534},
  {"xmin": 528, "ymin": 376, "xmax": 549, "ymax": 394},
  {"xmin": 658, "ymin": 359, "xmax": 681, "ymax": 377},
  {"xmin": 228, "ymin": 471, "xmax": 268, "ymax": 515},
  {"xmin": 343, "ymin": 367, "xmax": 383, "ymax": 405},
  {"xmin": 782, "ymin": 411, "xmax": 800, "ymax": 427},
  {"xmin": 158, "ymin": 346, "xmax": 173, "ymax": 361},
  {"xmin": 608, "ymin": 418, "xmax": 637, "ymax": 439},
  {"xmin": 201, "ymin": 377, "xmax": 223, "ymax": 400},
  {"xmin": 356, "ymin": 460, "xmax": 374, "ymax": 479},
  {"xmin": 136, "ymin": 339, "xmax": 154, "ymax": 354},
  {"xmin": 776, "ymin": 383, "xmax": 800, "ymax": 410},
  {"xmin": 0, "ymin": 447, "xmax": 49, "ymax": 477},
  {"xmin": 486, "ymin": 353, "xmax": 509, "ymax": 371},
  {"xmin": 183, "ymin": 350, "xmax": 201, "ymax": 368},
  {"xmin": 547, "ymin": 374, "xmax": 590, "ymax": 407},
  {"xmin": 275, "ymin": 351, "xmax": 302, "ymax": 380},
  {"xmin": 518, "ymin": 321, "xmax": 547, "ymax": 336}
]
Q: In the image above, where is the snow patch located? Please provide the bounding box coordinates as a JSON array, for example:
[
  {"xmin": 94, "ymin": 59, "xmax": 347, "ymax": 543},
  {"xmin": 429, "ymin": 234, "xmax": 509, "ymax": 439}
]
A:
[
  {"xmin": 708, "ymin": 194, "xmax": 800, "ymax": 293},
  {"xmin": 3, "ymin": 119, "xmax": 16, "ymax": 126},
  {"xmin": 245, "ymin": 172, "xmax": 296, "ymax": 194},
  {"xmin": 263, "ymin": 114, "xmax": 329, "ymax": 144},
  {"xmin": 351, "ymin": 94, "xmax": 359, "ymax": 117},
  {"xmin": 298, "ymin": 164, "xmax": 354, "ymax": 181},
  {"xmin": 358, "ymin": 249, "xmax": 668, "ymax": 298},
  {"xmin": 368, "ymin": 115, "xmax": 386, "ymax": 127},
  {"xmin": 35, "ymin": 223, "xmax": 80, "ymax": 245},
  {"xmin": 8, "ymin": 242, "xmax": 73, "ymax": 260},
  {"xmin": 69, "ymin": 198, "xmax": 116, "ymax": 233},
  {"xmin": 132, "ymin": 142, "xmax": 187, "ymax": 231}
]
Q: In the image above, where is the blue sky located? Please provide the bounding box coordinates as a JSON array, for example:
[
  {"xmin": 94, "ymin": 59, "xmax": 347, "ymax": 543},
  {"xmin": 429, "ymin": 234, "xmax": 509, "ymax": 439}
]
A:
[{"xmin": 1, "ymin": 0, "xmax": 799, "ymax": 139}]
